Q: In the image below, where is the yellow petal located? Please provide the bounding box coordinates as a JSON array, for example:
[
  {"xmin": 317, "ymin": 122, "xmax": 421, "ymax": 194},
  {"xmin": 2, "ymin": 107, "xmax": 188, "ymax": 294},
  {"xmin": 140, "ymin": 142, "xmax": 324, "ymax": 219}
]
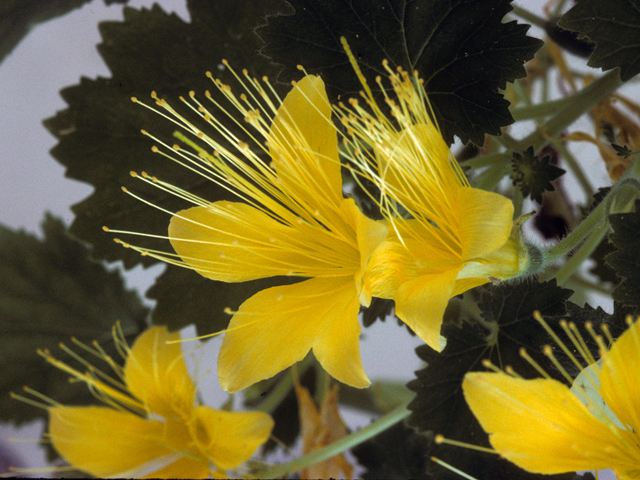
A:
[
  {"xmin": 363, "ymin": 224, "xmax": 462, "ymax": 300},
  {"xmin": 218, "ymin": 276, "xmax": 367, "ymax": 392},
  {"xmin": 451, "ymin": 276, "xmax": 490, "ymax": 297},
  {"xmin": 170, "ymin": 201, "xmax": 356, "ymax": 281},
  {"xmin": 49, "ymin": 406, "xmax": 209, "ymax": 479},
  {"xmin": 456, "ymin": 187, "xmax": 514, "ymax": 260},
  {"xmin": 124, "ymin": 326, "xmax": 196, "ymax": 419},
  {"xmin": 269, "ymin": 75, "xmax": 343, "ymax": 210},
  {"xmin": 189, "ymin": 406, "xmax": 274, "ymax": 471},
  {"xmin": 374, "ymin": 124, "xmax": 462, "ymax": 215},
  {"xmin": 339, "ymin": 198, "xmax": 388, "ymax": 305},
  {"xmin": 394, "ymin": 268, "xmax": 461, "ymax": 351},
  {"xmin": 600, "ymin": 319, "xmax": 640, "ymax": 436},
  {"xmin": 463, "ymin": 372, "xmax": 629, "ymax": 474}
]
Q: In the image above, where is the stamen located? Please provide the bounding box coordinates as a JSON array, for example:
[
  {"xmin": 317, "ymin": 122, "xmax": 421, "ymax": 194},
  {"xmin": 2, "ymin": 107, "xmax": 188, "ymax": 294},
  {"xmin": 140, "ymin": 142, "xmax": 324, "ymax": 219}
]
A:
[
  {"xmin": 519, "ymin": 347, "xmax": 552, "ymax": 380},
  {"xmin": 434, "ymin": 434, "xmax": 496, "ymax": 454},
  {"xmin": 533, "ymin": 312, "xmax": 586, "ymax": 375},
  {"xmin": 542, "ymin": 345, "xmax": 574, "ymax": 385},
  {"xmin": 10, "ymin": 388, "xmax": 57, "ymax": 410},
  {"xmin": 599, "ymin": 323, "xmax": 614, "ymax": 347},
  {"xmin": 430, "ymin": 457, "xmax": 479, "ymax": 480}
]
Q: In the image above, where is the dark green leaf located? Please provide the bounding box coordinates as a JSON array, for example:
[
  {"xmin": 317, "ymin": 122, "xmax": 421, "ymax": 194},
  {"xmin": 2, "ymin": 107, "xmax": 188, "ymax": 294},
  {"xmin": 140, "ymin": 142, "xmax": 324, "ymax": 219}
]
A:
[
  {"xmin": 511, "ymin": 146, "xmax": 565, "ymax": 203},
  {"xmin": 0, "ymin": 215, "xmax": 147, "ymax": 426},
  {"xmin": 43, "ymin": 0, "xmax": 292, "ymax": 334},
  {"xmin": 361, "ymin": 297, "xmax": 395, "ymax": 328},
  {"xmin": 406, "ymin": 279, "xmax": 582, "ymax": 479},
  {"xmin": 258, "ymin": 0, "xmax": 543, "ymax": 145},
  {"xmin": 544, "ymin": 17, "xmax": 595, "ymax": 58},
  {"xmin": 0, "ymin": 0, "xmax": 127, "ymax": 65},
  {"xmin": 612, "ymin": 143, "xmax": 635, "ymax": 158},
  {"xmin": 352, "ymin": 423, "xmax": 432, "ymax": 480},
  {"xmin": 589, "ymin": 237, "xmax": 618, "ymax": 284},
  {"xmin": 606, "ymin": 199, "xmax": 640, "ymax": 307},
  {"xmin": 558, "ymin": 0, "xmax": 640, "ymax": 81}
]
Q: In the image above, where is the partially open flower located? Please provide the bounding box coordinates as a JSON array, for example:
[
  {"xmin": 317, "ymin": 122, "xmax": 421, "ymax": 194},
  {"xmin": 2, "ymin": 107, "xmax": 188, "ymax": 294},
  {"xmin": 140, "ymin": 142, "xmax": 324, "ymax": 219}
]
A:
[
  {"xmin": 29, "ymin": 326, "xmax": 273, "ymax": 478},
  {"xmin": 337, "ymin": 45, "xmax": 532, "ymax": 351},
  {"xmin": 463, "ymin": 313, "xmax": 640, "ymax": 479}
]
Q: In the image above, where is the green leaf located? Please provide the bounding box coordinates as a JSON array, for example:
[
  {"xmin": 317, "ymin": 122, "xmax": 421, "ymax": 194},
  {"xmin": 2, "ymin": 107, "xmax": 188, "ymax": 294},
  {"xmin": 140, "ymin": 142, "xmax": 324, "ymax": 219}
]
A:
[
  {"xmin": 611, "ymin": 143, "xmax": 635, "ymax": 158},
  {"xmin": 351, "ymin": 423, "xmax": 432, "ymax": 480},
  {"xmin": 0, "ymin": 215, "xmax": 147, "ymax": 426},
  {"xmin": 43, "ymin": 0, "xmax": 292, "ymax": 334},
  {"xmin": 606, "ymin": 199, "xmax": 640, "ymax": 307},
  {"xmin": 0, "ymin": 0, "xmax": 127, "ymax": 65},
  {"xmin": 558, "ymin": 0, "xmax": 640, "ymax": 82},
  {"xmin": 258, "ymin": 0, "xmax": 543, "ymax": 145},
  {"xmin": 511, "ymin": 146, "xmax": 565, "ymax": 203},
  {"xmin": 406, "ymin": 279, "xmax": 588, "ymax": 479}
]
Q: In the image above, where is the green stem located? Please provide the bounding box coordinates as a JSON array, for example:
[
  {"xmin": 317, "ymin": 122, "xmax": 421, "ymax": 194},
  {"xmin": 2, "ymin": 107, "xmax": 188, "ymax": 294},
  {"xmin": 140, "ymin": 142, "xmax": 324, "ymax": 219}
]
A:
[
  {"xmin": 554, "ymin": 224, "xmax": 609, "ymax": 285},
  {"xmin": 464, "ymin": 152, "xmax": 510, "ymax": 170},
  {"xmin": 511, "ymin": 4, "xmax": 547, "ymax": 28},
  {"xmin": 511, "ymin": 96, "xmax": 573, "ymax": 121},
  {"xmin": 553, "ymin": 0, "xmax": 569, "ymax": 17},
  {"xmin": 315, "ymin": 366, "xmax": 330, "ymax": 404},
  {"xmin": 549, "ymin": 138, "xmax": 595, "ymax": 199},
  {"xmin": 473, "ymin": 163, "xmax": 506, "ymax": 192},
  {"xmin": 493, "ymin": 131, "xmax": 520, "ymax": 152},
  {"xmin": 543, "ymin": 197, "xmax": 607, "ymax": 264},
  {"xmin": 512, "ymin": 187, "xmax": 524, "ymax": 217},
  {"xmin": 539, "ymin": 157, "xmax": 640, "ymax": 279},
  {"xmin": 461, "ymin": 153, "xmax": 511, "ymax": 170},
  {"xmin": 512, "ymin": 79, "xmax": 533, "ymax": 108},
  {"xmin": 255, "ymin": 354, "xmax": 314, "ymax": 413},
  {"xmin": 517, "ymin": 69, "xmax": 622, "ymax": 153},
  {"xmin": 254, "ymin": 403, "xmax": 411, "ymax": 479},
  {"xmin": 565, "ymin": 273, "xmax": 613, "ymax": 295}
]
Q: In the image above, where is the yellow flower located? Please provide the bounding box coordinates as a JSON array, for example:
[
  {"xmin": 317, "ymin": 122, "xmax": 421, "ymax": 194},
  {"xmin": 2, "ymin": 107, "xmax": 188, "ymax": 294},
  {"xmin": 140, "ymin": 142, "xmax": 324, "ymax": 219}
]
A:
[
  {"xmin": 41, "ymin": 326, "xmax": 273, "ymax": 478},
  {"xmin": 463, "ymin": 315, "xmax": 640, "ymax": 479},
  {"xmin": 336, "ymin": 45, "xmax": 530, "ymax": 351},
  {"xmin": 131, "ymin": 69, "xmax": 386, "ymax": 392}
]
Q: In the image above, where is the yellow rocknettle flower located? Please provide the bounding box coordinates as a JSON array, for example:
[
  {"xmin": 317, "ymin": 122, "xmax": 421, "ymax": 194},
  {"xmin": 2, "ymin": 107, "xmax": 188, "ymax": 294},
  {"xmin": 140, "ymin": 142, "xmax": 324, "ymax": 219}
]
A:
[
  {"xmin": 34, "ymin": 326, "xmax": 273, "ymax": 478},
  {"xmin": 463, "ymin": 314, "xmax": 640, "ymax": 479},
  {"xmin": 126, "ymin": 67, "xmax": 387, "ymax": 392},
  {"xmin": 336, "ymin": 46, "xmax": 531, "ymax": 351}
]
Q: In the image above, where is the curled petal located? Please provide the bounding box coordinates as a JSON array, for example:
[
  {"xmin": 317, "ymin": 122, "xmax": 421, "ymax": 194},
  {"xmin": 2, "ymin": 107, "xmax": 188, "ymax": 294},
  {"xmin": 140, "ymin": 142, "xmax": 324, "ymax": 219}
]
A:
[{"xmin": 394, "ymin": 269, "xmax": 461, "ymax": 351}]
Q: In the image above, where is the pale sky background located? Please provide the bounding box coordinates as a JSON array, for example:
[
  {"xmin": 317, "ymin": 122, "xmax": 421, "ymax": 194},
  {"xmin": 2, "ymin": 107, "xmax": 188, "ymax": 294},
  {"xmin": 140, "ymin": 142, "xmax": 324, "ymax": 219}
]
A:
[{"xmin": 0, "ymin": 1, "xmax": 619, "ymax": 478}]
